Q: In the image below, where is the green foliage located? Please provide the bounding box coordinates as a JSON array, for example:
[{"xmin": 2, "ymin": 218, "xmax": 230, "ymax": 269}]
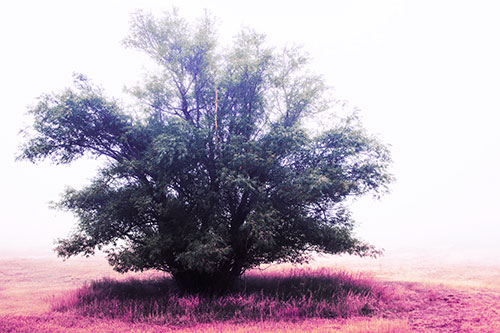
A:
[{"xmin": 18, "ymin": 10, "xmax": 392, "ymax": 292}]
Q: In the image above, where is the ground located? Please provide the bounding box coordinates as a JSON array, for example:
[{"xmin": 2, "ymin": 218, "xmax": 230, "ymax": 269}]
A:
[{"xmin": 1, "ymin": 247, "xmax": 499, "ymax": 332}]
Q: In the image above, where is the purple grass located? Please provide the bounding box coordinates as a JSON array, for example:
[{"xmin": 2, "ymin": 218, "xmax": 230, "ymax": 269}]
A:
[{"xmin": 50, "ymin": 268, "xmax": 387, "ymax": 326}]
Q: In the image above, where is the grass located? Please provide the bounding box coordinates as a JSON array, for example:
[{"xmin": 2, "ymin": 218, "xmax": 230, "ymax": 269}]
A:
[
  {"xmin": 49, "ymin": 268, "xmax": 388, "ymax": 326},
  {"xmin": 0, "ymin": 314, "xmax": 411, "ymax": 332},
  {"xmin": 3, "ymin": 253, "xmax": 500, "ymax": 331}
]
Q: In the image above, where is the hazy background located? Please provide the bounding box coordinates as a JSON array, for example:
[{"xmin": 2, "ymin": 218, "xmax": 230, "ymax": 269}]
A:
[{"xmin": 1, "ymin": 1, "xmax": 499, "ymax": 260}]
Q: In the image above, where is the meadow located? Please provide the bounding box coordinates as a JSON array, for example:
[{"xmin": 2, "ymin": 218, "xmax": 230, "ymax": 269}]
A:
[{"xmin": 1, "ymin": 248, "xmax": 499, "ymax": 332}]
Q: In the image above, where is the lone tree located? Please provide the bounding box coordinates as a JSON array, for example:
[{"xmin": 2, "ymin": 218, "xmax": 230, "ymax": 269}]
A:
[{"xmin": 19, "ymin": 11, "xmax": 392, "ymax": 293}]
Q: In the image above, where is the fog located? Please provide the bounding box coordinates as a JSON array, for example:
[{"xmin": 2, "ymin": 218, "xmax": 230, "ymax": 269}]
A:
[{"xmin": 1, "ymin": 1, "xmax": 499, "ymax": 260}]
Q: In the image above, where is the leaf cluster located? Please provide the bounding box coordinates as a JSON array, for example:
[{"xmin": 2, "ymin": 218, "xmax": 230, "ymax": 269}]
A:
[{"xmin": 19, "ymin": 10, "xmax": 392, "ymax": 292}]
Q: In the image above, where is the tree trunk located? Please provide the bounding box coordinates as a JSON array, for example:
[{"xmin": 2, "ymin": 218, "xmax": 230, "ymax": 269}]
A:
[{"xmin": 172, "ymin": 269, "xmax": 240, "ymax": 294}]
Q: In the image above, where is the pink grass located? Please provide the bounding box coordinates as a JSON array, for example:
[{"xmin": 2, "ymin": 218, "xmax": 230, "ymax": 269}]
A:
[{"xmin": 50, "ymin": 268, "xmax": 387, "ymax": 326}]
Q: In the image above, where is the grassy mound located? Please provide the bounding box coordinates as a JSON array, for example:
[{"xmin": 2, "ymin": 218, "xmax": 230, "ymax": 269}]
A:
[{"xmin": 50, "ymin": 268, "xmax": 388, "ymax": 326}]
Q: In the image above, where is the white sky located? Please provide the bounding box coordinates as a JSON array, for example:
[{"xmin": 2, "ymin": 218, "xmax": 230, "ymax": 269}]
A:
[{"xmin": 1, "ymin": 0, "xmax": 499, "ymax": 258}]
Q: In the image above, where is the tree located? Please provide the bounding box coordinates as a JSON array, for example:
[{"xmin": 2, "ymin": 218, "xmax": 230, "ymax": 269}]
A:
[{"xmin": 19, "ymin": 11, "xmax": 392, "ymax": 293}]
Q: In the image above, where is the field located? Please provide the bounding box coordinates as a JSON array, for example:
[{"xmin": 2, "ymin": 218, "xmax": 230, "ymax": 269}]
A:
[{"xmin": 1, "ymin": 247, "xmax": 499, "ymax": 332}]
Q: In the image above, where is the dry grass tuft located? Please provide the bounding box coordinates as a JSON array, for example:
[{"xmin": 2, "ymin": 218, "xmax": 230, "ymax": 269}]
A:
[{"xmin": 49, "ymin": 268, "xmax": 387, "ymax": 326}]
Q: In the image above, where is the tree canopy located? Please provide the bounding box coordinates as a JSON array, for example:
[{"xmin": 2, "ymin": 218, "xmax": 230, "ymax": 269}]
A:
[{"xmin": 19, "ymin": 10, "xmax": 392, "ymax": 292}]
